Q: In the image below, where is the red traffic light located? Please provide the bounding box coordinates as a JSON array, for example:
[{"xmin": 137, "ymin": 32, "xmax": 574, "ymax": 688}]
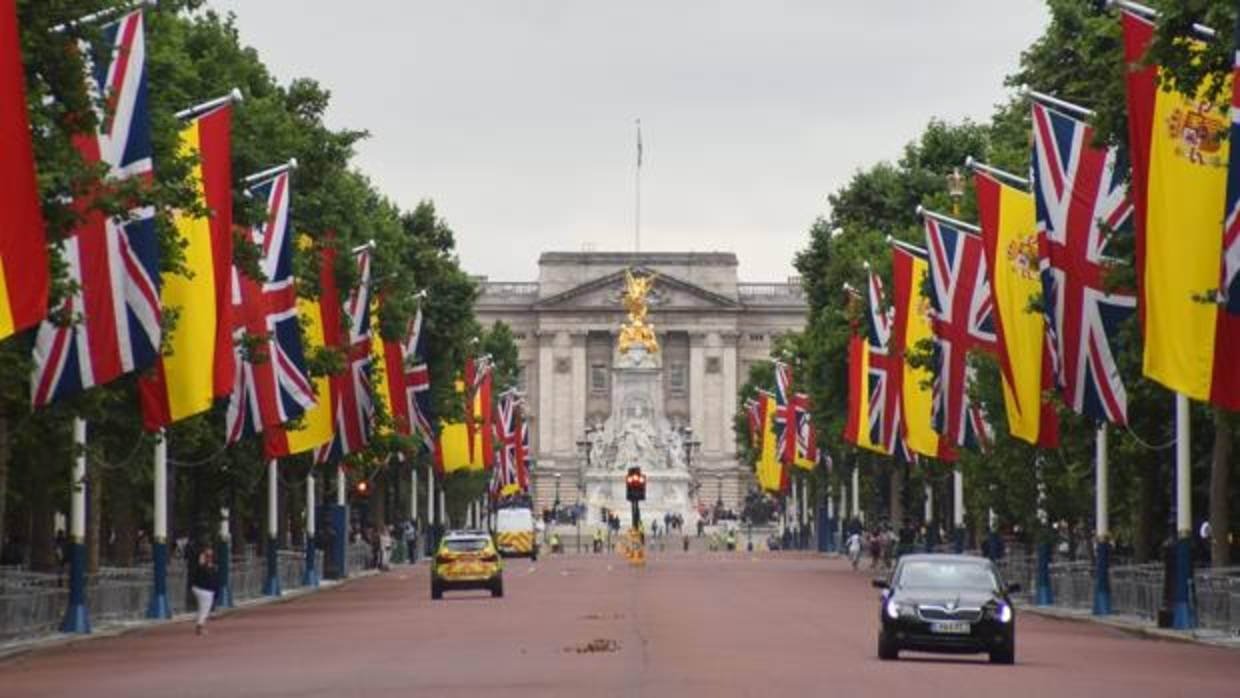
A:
[{"xmin": 625, "ymin": 467, "xmax": 646, "ymax": 502}]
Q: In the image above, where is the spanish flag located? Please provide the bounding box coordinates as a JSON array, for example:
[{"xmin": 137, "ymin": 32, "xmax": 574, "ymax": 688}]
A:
[
  {"xmin": 264, "ymin": 237, "xmax": 334, "ymax": 458},
  {"xmin": 0, "ymin": 0, "xmax": 48, "ymax": 340},
  {"xmin": 892, "ymin": 242, "xmax": 954, "ymax": 461},
  {"xmin": 1122, "ymin": 10, "xmax": 1240, "ymax": 409},
  {"xmin": 371, "ymin": 297, "xmax": 406, "ymax": 435},
  {"xmin": 139, "ymin": 106, "xmax": 235, "ymax": 430},
  {"xmin": 756, "ymin": 393, "xmax": 784, "ymax": 493},
  {"xmin": 434, "ymin": 378, "xmax": 489, "ymax": 473},
  {"xmin": 975, "ymin": 172, "xmax": 1059, "ymax": 446}
]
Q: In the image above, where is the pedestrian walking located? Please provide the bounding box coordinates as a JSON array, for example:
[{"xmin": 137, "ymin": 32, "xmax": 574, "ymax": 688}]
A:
[
  {"xmin": 846, "ymin": 531, "xmax": 863, "ymax": 571},
  {"xmin": 191, "ymin": 548, "xmax": 219, "ymax": 635}
]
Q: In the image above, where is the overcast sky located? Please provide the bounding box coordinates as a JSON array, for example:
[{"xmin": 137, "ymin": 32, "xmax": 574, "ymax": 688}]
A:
[{"xmin": 208, "ymin": 1, "xmax": 1049, "ymax": 282}]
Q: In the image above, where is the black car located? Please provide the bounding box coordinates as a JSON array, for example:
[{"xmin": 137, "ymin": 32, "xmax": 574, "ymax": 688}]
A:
[{"xmin": 872, "ymin": 554, "xmax": 1020, "ymax": 664}]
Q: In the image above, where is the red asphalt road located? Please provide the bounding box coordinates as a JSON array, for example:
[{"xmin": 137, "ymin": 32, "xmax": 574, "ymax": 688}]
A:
[{"xmin": 2, "ymin": 552, "xmax": 1238, "ymax": 698}]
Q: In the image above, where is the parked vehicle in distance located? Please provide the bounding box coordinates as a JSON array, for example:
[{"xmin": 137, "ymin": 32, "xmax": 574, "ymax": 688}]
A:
[
  {"xmin": 872, "ymin": 554, "xmax": 1019, "ymax": 664},
  {"xmin": 431, "ymin": 531, "xmax": 504, "ymax": 600},
  {"xmin": 494, "ymin": 506, "xmax": 539, "ymax": 560}
]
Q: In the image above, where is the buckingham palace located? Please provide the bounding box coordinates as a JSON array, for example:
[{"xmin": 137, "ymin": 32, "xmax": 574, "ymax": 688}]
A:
[{"xmin": 474, "ymin": 251, "xmax": 808, "ymax": 515}]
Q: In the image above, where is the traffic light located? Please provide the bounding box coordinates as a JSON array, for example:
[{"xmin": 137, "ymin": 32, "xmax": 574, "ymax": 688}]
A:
[
  {"xmin": 625, "ymin": 467, "xmax": 646, "ymax": 502},
  {"xmin": 355, "ymin": 480, "xmax": 370, "ymax": 498}
]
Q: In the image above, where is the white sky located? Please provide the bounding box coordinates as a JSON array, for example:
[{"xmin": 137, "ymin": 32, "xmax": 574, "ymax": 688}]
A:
[{"xmin": 208, "ymin": 1, "xmax": 1049, "ymax": 282}]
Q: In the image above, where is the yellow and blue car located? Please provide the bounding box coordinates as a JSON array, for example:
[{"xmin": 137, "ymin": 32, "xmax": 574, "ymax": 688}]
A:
[{"xmin": 431, "ymin": 531, "xmax": 504, "ymax": 599}]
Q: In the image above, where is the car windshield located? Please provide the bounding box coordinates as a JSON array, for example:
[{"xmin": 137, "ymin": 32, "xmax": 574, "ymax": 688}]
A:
[
  {"xmin": 444, "ymin": 538, "xmax": 490, "ymax": 553},
  {"xmin": 896, "ymin": 561, "xmax": 998, "ymax": 592}
]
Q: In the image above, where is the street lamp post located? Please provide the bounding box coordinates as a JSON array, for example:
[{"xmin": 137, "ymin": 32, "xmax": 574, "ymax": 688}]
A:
[
  {"xmin": 574, "ymin": 426, "xmax": 596, "ymax": 554},
  {"xmin": 715, "ymin": 473, "xmax": 724, "ymax": 508}
]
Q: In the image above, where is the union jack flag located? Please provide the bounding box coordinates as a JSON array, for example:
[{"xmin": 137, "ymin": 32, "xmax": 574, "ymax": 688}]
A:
[
  {"xmin": 864, "ymin": 268, "xmax": 900, "ymax": 455},
  {"xmin": 923, "ymin": 216, "xmax": 995, "ymax": 450},
  {"xmin": 1031, "ymin": 101, "xmax": 1135, "ymax": 425},
  {"xmin": 32, "ymin": 10, "xmax": 159, "ymax": 406},
  {"xmin": 1224, "ymin": 19, "xmax": 1240, "ymax": 315},
  {"xmin": 402, "ymin": 305, "xmax": 435, "ymax": 453},
  {"xmin": 225, "ymin": 171, "xmax": 315, "ymax": 443},
  {"xmin": 490, "ymin": 391, "xmax": 528, "ymax": 499},
  {"xmin": 315, "ymin": 248, "xmax": 374, "ymax": 464},
  {"xmin": 772, "ymin": 361, "xmax": 795, "ymax": 465},
  {"xmin": 793, "ymin": 392, "xmax": 818, "ymax": 466}
]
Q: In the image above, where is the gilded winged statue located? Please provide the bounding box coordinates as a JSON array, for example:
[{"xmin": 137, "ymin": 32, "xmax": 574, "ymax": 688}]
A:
[{"xmin": 618, "ymin": 268, "xmax": 659, "ymax": 354}]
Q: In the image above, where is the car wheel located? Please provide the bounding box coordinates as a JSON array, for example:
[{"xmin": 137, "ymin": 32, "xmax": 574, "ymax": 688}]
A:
[
  {"xmin": 431, "ymin": 580, "xmax": 443, "ymax": 600},
  {"xmin": 989, "ymin": 637, "xmax": 1015, "ymax": 665},
  {"xmin": 491, "ymin": 575, "xmax": 504, "ymax": 598},
  {"xmin": 877, "ymin": 634, "xmax": 899, "ymax": 660}
]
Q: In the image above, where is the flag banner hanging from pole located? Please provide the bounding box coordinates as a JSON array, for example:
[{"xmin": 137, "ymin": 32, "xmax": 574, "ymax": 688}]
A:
[
  {"xmin": 773, "ymin": 361, "xmax": 796, "ymax": 466},
  {"xmin": 0, "ymin": 0, "xmax": 48, "ymax": 341},
  {"xmin": 756, "ymin": 393, "xmax": 783, "ymax": 493},
  {"xmin": 138, "ymin": 100, "xmax": 235, "ymax": 430},
  {"xmin": 225, "ymin": 171, "xmax": 315, "ymax": 443},
  {"xmin": 33, "ymin": 9, "xmax": 159, "ymax": 407},
  {"xmin": 922, "ymin": 214, "xmax": 995, "ymax": 451},
  {"xmin": 264, "ymin": 237, "xmax": 334, "ymax": 458},
  {"xmin": 864, "ymin": 269, "xmax": 897, "ymax": 456},
  {"xmin": 1122, "ymin": 10, "xmax": 1240, "ymax": 409},
  {"xmin": 1227, "ymin": 10, "xmax": 1240, "ymax": 318},
  {"xmin": 1031, "ymin": 100, "xmax": 1136, "ymax": 425},
  {"xmin": 892, "ymin": 242, "xmax": 954, "ymax": 461},
  {"xmin": 975, "ymin": 171, "xmax": 1060, "ymax": 446},
  {"xmin": 403, "ymin": 305, "xmax": 435, "ymax": 454},
  {"xmin": 793, "ymin": 392, "xmax": 817, "ymax": 470},
  {"xmin": 314, "ymin": 247, "xmax": 375, "ymax": 464}
]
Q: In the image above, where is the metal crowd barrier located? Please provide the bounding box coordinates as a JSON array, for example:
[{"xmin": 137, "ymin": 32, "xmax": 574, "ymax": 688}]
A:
[{"xmin": 1, "ymin": 543, "xmax": 371, "ymax": 644}]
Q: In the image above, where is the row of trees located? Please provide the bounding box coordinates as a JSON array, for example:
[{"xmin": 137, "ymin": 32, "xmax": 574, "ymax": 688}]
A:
[
  {"xmin": 739, "ymin": 0, "xmax": 1238, "ymax": 565},
  {"xmin": 0, "ymin": 0, "xmax": 516, "ymax": 572}
]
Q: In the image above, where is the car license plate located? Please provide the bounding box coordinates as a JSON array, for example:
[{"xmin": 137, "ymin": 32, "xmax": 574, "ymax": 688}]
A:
[{"xmin": 929, "ymin": 621, "xmax": 971, "ymax": 634}]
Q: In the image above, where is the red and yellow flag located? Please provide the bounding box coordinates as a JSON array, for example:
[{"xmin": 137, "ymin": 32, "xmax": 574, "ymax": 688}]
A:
[
  {"xmin": 1122, "ymin": 11, "xmax": 1240, "ymax": 409},
  {"xmin": 892, "ymin": 243, "xmax": 954, "ymax": 461},
  {"xmin": 264, "ymin": 237, "xmax": 334, "ymax": 458},
  {"xmin": 139, "ymin": 106, "xmax": 235, "ymax": 430},
  {"xmin": 976, "ymin": 172, "xmax": 1059, "ymax": 447},
  {"xmin": 756, "ymin": 393, "xmax": 784, "ymax": 493},
  {"xmin": 0, "ymin": 0, "xmax": 48, "ymax": 340},
  {"xmin": 843, "ymin": 333, "xmax": 887, "ymax": 454},
  {"xmin": 435, "ymin": 378, "xmax": 488, "ymax": 474}
]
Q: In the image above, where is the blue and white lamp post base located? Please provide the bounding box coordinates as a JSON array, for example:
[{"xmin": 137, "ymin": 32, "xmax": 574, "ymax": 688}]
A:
[
  {"xmin": 1093, "ymin": 540, "xmax": 1112, "ymax": 616},
  {"xmin": 303, "ymin": 539, "xmax": 319, "ymax": 588},
  {"xmin": 61, "ymin": 542, "xmax": 90, "ymax": 634},
  {"xmin": 216, "ymin": 539, "xmax": 233, "ymax": 608},
  {"xmin": 146, "ymin": 541, "xmax": 170, "ymax": 619},
  {"xmin": 1035, "ymin": 541, "xmax": 1054, "ymax": 607},
  {"xmin": 263, "ymin": 538, "xmax": 282, "ymax": 596},
  {"xmin": 1171, "ymin": 536, "xmax": 1196, "ymax": 629}
]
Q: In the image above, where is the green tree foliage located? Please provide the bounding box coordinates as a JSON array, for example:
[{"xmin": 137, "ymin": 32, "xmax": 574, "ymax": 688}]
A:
[{"xmin": 1, "ymin": 1, "xmax": 515, "ymax": 567}]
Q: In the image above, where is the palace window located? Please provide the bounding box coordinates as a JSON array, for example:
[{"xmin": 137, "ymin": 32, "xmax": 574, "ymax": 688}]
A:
[
  {"xmin": 590, "ymin": 363, "xmax": 608, "ymax": 393},
  {"xmin": 668, "ymin": 361, "xmax": 687, "ymax": 395}
]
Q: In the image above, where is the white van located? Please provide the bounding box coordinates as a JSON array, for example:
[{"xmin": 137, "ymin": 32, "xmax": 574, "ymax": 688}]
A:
[{"xmin": 494, "ymin": 507, "xmax": 538, "ymax": 560}]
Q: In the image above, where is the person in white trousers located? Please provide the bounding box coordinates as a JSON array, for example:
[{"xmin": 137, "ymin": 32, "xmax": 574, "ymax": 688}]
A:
[{"xmin": 191, "ymin": 548, "xmax": 219, "ymax": 635}]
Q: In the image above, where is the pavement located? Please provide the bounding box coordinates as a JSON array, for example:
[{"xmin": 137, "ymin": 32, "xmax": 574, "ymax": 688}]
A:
[{"xmin": 1, "ymin": 552, "xmax": 1238, "ymax": 697}]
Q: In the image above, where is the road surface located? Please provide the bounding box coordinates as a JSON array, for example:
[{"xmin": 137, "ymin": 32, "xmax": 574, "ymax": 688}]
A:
[{"xmin": 2, "ymin": 551, "xmax": 1237, "ymax": 697}]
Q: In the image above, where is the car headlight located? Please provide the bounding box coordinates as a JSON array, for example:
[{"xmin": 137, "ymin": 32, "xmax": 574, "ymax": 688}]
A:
[
  {"xmin": 884, "ymin": 599, "xmax": 915, "ymax": 620},
  {"xmin": 986, "ymin": 602, "xmax": 1013, "ymax": 624}
]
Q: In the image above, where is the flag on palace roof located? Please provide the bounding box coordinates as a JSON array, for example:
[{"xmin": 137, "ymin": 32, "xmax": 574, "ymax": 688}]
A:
[
  {"xmin": 1121, "ymin": 10, "xmax": 1240, "ymax": 410},
  {"xmin": 976, "ymin": 171, "xmax": 1060, "ymax": 447},
  {"xmin": 314, "ymin": 246, "xmax": 375, "ymax": 464},
  {"xmin": 225, "ymin": 170, "xmax": 315, "ymax": 443},
  {"xmin": 1031, "ymin": 99, "xmax": 1135, "ymax": 425},
  {"xmin": 33, "ymin": 9, "xmax": 160, "ymax": 407},
  {"xmin": 0, "ymin": 0, "xmax": 48, "ymax": 342},
  {"xmin": 922, "ymin": 213, "xmax": 995, "ymax": 451}
]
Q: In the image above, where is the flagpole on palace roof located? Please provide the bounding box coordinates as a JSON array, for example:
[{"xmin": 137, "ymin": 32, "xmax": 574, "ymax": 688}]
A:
[{"xmin": 635, "ymin": 118, "xmax": 642, "ymax": 253}]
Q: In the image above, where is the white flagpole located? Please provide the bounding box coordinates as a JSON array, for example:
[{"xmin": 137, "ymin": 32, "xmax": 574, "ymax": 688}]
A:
[
  {"xmin": 851, "ymin": 467, "xmax": 861, "ymax": 524},
  {"xmin": 1171, "ymin": 393, "xmax": 1194, "ymax": 628},
  {"xmin": 61, "ymin": 419, "xmax": 90, "ymax": 633},
  {"xmin": 146, "ymin": 430, "xmax": 170, "ymax": 618},
  {"xmin": 953, "ymin": 468, "xmax": 965, "ymax": 551},
  {"xmin": 264, "ymin": 459, "xmax": 281, "ymax": 596},
  {"xmin": 635, "ymin": 118, "xmax": 642, "ymax": 252},
  {"xmin": 304, "ymin": 469, "xmax": 318, "ymax": 587},
  {"xmin": 411, "ymin": 465, "xmax": 419, "ymax": 523}
]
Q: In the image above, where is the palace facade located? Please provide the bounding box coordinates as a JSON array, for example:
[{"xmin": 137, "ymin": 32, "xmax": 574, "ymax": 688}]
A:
[{"xmin": 475, "ymin": 252, "xmax": 807, "ymax": 513}]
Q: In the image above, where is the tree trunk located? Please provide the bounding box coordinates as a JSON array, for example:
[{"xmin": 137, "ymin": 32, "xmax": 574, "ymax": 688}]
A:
[
  {"xmin": 0, "ymin": 412, "xmax": 9, "ymax": 560},
  {"xmin": 28, "ymin": 456, "xmax": 55, "ymax": 572},
  {"xmin": 107, "ymin": 465, "xmax": 136, "ymax": 566},
  {"xmin": 1135, "ymin": 455, "xmax": 1158, "ymax": 564},
  {"xmin": 888, "ymin": 460, "xmax": 904, "ymax": 529},
  {"xmin": 1210, "ymin": 408, "xmax": 1232, "ymax": 568},
  {"xmin": 86, "ymin": 464, "xmax": 102, "ymax": 573}
]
